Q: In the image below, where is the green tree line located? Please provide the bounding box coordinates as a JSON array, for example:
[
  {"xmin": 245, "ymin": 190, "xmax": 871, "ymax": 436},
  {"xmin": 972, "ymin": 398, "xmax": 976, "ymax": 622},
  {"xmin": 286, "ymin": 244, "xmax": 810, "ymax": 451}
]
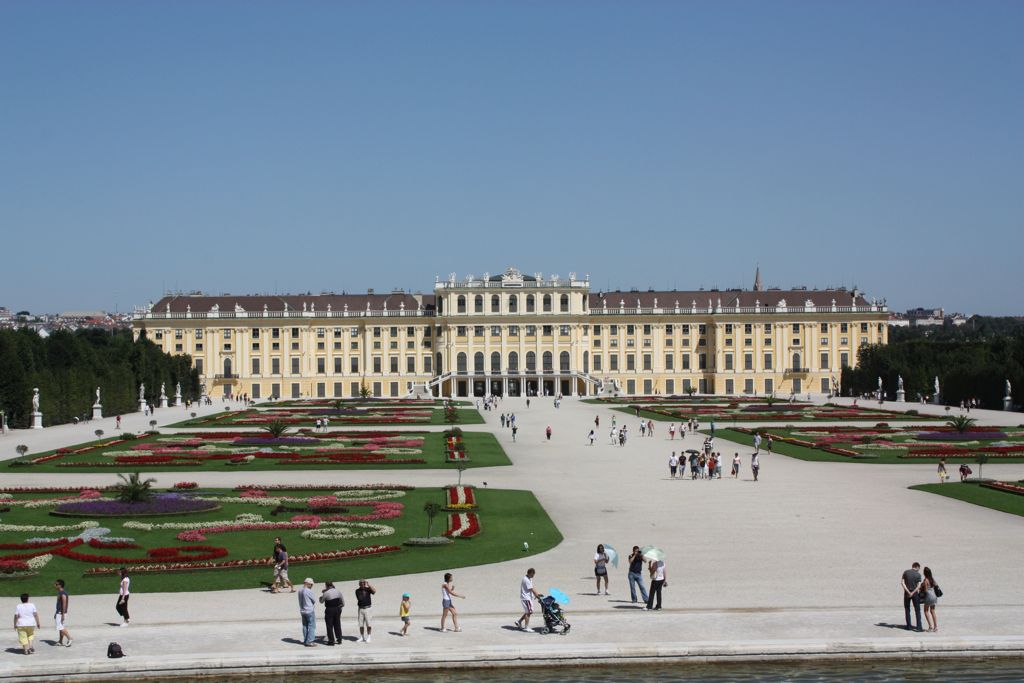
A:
[
  {"xmin": 0, "ymin": 328, "xmax": 199, "ymax": 428},
  {"xmin": 843, "ymin": 330, "xmax": 1024, "ymax": 409}
]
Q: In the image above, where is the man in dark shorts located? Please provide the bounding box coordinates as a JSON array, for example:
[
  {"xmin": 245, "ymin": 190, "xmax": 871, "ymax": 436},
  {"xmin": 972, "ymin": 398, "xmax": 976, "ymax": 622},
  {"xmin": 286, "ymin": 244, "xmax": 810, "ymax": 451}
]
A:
[{"xmin": 901, "ymin": 562, "xmax": 923, "ymax": 631}]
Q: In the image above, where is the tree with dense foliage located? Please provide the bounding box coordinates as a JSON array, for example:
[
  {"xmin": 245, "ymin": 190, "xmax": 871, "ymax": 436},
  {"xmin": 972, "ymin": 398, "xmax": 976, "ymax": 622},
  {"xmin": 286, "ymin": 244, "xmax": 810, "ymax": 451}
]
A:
[
  {"xmin": 842, "ymin": 325, "xmax": 1024, "ymax": 409},
  {"xmin": 0, "ymin": 329, "xmax": 198, "ymax": 428},
  {"xmin": 115, "ymin": 472, "xmax": 156, "ymax": 503}
]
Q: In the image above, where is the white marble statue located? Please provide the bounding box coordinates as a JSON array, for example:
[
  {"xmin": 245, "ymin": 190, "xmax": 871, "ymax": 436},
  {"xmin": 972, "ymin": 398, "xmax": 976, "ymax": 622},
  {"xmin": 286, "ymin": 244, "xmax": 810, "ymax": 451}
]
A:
[
  {"xmin": 95, "ymin": 387, "xmax": 101, "ymax": 404},
  {"xmin": 139, "ymin": 383, "xmax": 146, "ymax": 401},
  {"xmin": 934, "ymin": 376, "xmax": 940, "ymax": 396},
  {"xmin": 877, "ymin": 376, "xmax": 883, "ymax": 392},
  {"xmin": 176, "ymin": 382, "xmax": 181, "ymax": 396},
  {"xmin": 898, "ymin": 375, "xmax": 904, "ymax": 391},
  {"xmin": 32, "ymin": 388, "xmax": 40, "ymax": 412},
  {"xmin": 160, "ymin": 382, "xmax": 166, "ymax": 397},
  {"xmin": 1006, "ymin": 379, "xmax": 1012, "ymax": 398}
]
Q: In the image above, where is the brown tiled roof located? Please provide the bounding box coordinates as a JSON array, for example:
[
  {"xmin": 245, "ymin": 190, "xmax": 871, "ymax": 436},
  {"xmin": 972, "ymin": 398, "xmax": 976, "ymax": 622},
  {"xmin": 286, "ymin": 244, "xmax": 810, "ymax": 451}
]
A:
[
  {"xmin": 152, "ymin": 293, "xmax": 435, "ymax": 313},
  {"xmin": 588, "ymin": 289, "xmax": 873, "ymax": 309}
]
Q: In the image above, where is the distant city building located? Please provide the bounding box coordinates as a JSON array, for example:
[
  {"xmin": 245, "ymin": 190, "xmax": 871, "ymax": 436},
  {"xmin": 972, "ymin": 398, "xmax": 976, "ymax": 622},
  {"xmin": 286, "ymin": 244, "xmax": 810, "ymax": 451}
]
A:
[{"xmin": 134, "ymin": 267, "xmax": 889, "ymax": 399}]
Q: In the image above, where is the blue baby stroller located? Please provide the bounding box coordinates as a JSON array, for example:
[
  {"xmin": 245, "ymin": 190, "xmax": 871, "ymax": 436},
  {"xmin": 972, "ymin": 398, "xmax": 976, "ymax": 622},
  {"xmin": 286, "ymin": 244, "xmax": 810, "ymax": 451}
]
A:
[{"xmin": 539, "ymin": 595, "xmax": 571, "ymax": 635}]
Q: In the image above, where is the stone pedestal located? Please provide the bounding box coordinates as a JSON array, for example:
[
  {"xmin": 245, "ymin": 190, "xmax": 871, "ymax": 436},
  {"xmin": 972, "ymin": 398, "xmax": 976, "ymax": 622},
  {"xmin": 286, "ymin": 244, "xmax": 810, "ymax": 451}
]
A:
[
  {"xmin": 30, "ymin": 411, "xmax": 43, "ymax": 429},
  {"xmin": 92, "ymin": 404, "xmax": 103, "ymax": 420},
  {"xmin": 932, "ymin": 394, "xmax": 941, "ymax": 405},
  {"xmin": 159, "ymin": 396, "xmax": 169, "ymax": 409},
  {"xmin": 1005, "ymin": 397, "xmax": 1013, "ymax": 411},
  {"xmin": 896, "ymin": 390, "xmax": 905, "ymax": 403},
  {"xmin": 139, "ymin": 399, "xmax": 148, "ymax": 413},
  {"xmin": 174, "ymin": 392, "xmax": 182, "ymax": 407}
]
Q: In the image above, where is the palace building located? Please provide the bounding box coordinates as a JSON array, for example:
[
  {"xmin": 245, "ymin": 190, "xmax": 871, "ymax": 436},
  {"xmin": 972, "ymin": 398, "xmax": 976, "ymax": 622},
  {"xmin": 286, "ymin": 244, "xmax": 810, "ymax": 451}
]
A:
[{"xmin": 134, "ymin": 267, "xmax": 888, "ymax": 400}]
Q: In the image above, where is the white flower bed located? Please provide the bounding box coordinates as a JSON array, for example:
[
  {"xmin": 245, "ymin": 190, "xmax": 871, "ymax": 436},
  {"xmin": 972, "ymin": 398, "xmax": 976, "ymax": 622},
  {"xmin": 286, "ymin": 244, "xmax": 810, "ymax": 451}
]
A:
[
  {"xmin": 300, "ymin": 522, "xmax": 395, "ymax": 540},
  {"xmin": 0, "ymin": 521, "xmax": 100, "ymax": 533},
  {"xmin": 27, "ymin": 554, "xmax": 53, "ymax": 570},
  {"xmin": 126, "ymin": 512, "xmax": 265, "ymax": 531}
]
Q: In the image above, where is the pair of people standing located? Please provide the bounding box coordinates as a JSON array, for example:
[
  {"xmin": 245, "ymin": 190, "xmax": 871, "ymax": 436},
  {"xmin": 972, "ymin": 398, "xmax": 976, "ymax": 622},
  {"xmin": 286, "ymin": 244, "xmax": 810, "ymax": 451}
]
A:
[{"xmin": 901, "ymin": 562, "xmax": 941, "ymax": 632}]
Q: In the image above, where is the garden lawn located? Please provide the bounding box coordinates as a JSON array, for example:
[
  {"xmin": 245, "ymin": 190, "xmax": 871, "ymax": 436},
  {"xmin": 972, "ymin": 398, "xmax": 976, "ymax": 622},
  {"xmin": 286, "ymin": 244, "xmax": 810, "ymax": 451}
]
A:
[
  {"xmin": 0, "ymin": 487, "xmax": 561, "ymax": 596},
  {"xmin": 911, "ymin": 481, "xmax": 1024, "ymax": 517},
  {"xmin": 611, "ymin": 402, "xmax": 937, "ymax": 423},
  {"xmin": 715, "ymin": 427, "xmax": 1024, "ymax": 465},
  {"xmin": 8, "ymin": 431, "xmax": 510, "ymax": 472},
  {"xmin": 168, "ymin": 405, "xmax": 484, "ymax": 428}
]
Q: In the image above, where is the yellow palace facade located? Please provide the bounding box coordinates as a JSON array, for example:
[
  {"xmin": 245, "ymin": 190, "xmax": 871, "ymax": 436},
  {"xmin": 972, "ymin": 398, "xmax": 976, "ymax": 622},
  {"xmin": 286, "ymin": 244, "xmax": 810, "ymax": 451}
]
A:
[{"xmin": 134, "ymin": 267, "xmax": 888, "ymax": 400}]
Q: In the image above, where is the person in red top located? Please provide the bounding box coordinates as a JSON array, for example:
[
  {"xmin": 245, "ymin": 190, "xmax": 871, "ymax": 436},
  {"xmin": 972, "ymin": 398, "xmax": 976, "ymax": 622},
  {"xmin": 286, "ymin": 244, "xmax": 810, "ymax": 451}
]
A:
[{"xmin": 545, "ymin": 426, "xmax": 552, "ymax": 441}]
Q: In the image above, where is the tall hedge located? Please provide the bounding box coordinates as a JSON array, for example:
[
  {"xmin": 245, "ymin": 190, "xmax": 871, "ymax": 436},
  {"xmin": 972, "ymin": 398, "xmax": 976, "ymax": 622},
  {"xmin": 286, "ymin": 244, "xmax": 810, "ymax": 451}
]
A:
[{"xmin": 0, "ymin": 329, "xmax": 199, "ymax": 428}]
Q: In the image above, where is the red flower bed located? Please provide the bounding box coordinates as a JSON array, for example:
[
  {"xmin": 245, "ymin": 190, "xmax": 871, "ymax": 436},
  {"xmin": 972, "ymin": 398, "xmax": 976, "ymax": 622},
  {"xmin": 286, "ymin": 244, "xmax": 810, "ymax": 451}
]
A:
[
  {"xmin": 233, "ymin": 483, "xmax": 416, "ymax": 491},
  {"xmin": 982, "ymin": 481, "xmax": 1024, "ymax": 496},
  {"xmin": 88, "ymin": 538, "xmax": 140, "ymax": 549},
  {"xmin": 54, "ymin": 544, "xmax": 228, "ymax": 564},
  {"xmin": 174, "ymin": 482, "xmax": 198, "ymax": 489},
  {"xmin": 82, "ymin": 544, "xmax": 401, "ymax": 574},
  {"xmin": 0, "ymin": 560, "xmax": 31, "ymax": 574},
  {"xmin": 444, "ymin": 512, "xmax": 481, "ymax": 538}
]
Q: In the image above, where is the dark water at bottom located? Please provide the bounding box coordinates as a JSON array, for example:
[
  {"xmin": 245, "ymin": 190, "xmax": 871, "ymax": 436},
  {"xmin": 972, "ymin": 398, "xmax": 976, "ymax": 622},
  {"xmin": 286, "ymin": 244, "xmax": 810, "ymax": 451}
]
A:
[{"xmin": 162, "ymin": 659, "xmax": 1023, "ymax": 683}]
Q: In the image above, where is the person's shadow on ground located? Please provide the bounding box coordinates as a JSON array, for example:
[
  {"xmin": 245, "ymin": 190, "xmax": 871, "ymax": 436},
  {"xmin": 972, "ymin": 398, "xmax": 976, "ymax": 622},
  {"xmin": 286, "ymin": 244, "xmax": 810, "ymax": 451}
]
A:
[
  {"xmin": 280, "ymin": 637, "xmax": 305, "ymax": 646},
  {"xmin": 4, "ymin": 647, "xmax": 28, "ymax": 655},
  {"xmin": 875, "ymin": 622, "xmax": 917, "ymax": 630}
]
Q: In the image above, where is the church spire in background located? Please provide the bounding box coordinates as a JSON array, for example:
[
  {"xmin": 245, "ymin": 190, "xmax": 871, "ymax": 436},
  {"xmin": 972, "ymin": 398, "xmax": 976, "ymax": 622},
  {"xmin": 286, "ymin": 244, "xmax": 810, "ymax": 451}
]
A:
[{"xmin": 753, "ymin": 265, "xmax": 763, "ymax": 292}]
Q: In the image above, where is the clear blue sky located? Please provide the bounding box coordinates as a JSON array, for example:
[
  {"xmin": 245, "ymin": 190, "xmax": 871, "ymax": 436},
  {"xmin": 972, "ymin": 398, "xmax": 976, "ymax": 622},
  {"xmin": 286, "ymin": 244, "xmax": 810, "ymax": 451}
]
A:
[{"xmin": 2, "ymin": 1, "xmax": 1021, "ymax": 314}]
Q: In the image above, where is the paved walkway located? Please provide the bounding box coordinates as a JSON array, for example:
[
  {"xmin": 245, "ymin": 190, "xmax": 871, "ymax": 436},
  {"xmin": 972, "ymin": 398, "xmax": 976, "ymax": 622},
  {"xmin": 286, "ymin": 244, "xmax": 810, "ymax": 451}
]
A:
[{"xmin": 2, "ymin": 397, "xmax": 1024, "ymax": 679}]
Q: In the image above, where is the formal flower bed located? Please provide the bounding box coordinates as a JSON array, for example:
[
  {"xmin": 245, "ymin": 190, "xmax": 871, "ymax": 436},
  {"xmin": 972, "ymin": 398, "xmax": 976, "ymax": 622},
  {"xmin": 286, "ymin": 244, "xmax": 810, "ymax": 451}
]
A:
[
  {"xmin": 82, "ymin": 544, "xmax": 402, "ymax": 575},
  {"xmin": 445, "ymin": 513, "xmax": 481, "ymax": 539},
  {"xmin": 732, "ymin": 425, "xmax": 1024, "ymax": 462},
  {"xmin": 445, "ymin": 486, "xmax": 477, "ymax": 510},
  {"xmin": 982, "ymin": 481, "xmax": 1024, "ymax": 496},
  {"xmin": 609, "ymin": 398, "xmax": 941, "ymax": 423},
  {"xmin": 53, "ymin": 495, "xmax": 220, "ymax": 517}
]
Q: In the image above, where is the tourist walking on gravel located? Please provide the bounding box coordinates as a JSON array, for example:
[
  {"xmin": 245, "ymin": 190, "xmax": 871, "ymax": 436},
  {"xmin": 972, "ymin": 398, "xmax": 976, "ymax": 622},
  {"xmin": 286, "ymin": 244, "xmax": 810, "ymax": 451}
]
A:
[
  {"xmin": 588, "ymin": 429, "xmax": 595, "ymax": 445},
  {"xmin": 116, "ymin": 568, "xmax": 131, "ymax": 626},
  {"xmin": 440, "ymin": 573, "xmax": 464, "ymax": 632},
  {"xmin": 731, "ymin": 452, "xmax": 741, "ymax": 478},
  {"xmin": 669, "ymin": 452, "xmax": 679, "ymax": 479},
  {"xmin": 399, "ymin": 593, "xmax": 412, "ymax": 636},
  {"xmin": 14, "ymin": 593, "xmax": 40, "ymax": 655},
  {"xmin": 356, "ymin": 579, "xmax": 376, "ymax": 642},
  {"xmin": 272, "ymin": 540, "xmax": 294, "ymax": 593},
  {"xmin": 298, "ymin": 578, "xmax": 317, "ymax": 646},
  {"xmin": 901, "ymin": 562, "xmax": 924, "ymax": 631},
  {"xmin": 545, "ymin": 425, "xmax": 552, "ymax": 441},
  {"xmin": 54, "ymin": 579, "xmax": 72, "ymax": 647},
  {"xmin": 646, "ymin": 558, "xmax": 666, "ymax": 611},
  {"xmin": 319, "ymin": 580, "xmax": 343, "ymax": 645},
  {"xmin": 753, "ymin": 432, "xmax": 761, "ymax": 454},
  {"xmin": 594, "ymin": 544, "xmax": 611, "ymax": 594},
  {"xmin": 937, "ymin": 459, "xmax": 948, "ymax": 483},
  {"xmin": 514, "ymin": 568, "xmax": 541, "ymax": 631},
  {"xmin": 751, "ymin": 452, "xmax": 760, "ymax": 481},
  {"xmin": 627, "ymin": 546, "xmax": 649, "ymax": 604},
  {"xmin": 922, "ymin": 567, "xmax": 940, "ymax": 632}
]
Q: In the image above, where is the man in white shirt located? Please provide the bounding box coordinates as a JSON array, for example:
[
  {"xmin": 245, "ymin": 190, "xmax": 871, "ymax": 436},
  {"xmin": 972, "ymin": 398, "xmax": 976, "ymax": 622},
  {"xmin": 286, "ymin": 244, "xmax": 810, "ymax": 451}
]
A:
[{"xmin": 514, "ymin": 568, "xmax": 541, "ymax": 631}]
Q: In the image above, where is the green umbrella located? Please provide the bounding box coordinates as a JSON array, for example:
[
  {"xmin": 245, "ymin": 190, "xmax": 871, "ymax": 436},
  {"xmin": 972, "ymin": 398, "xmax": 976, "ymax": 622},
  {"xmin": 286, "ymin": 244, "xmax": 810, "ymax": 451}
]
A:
[
  {"xmin": 640, "ymin": 545, "xmax": 665, "ymax": 561},
  {"xmin": 603, "ymin": 543, "xmax": 619, "ymax": 568}
]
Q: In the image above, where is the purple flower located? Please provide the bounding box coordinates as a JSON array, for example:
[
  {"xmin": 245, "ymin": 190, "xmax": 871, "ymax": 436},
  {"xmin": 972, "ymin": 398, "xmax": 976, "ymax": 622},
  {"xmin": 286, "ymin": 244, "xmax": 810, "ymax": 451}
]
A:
[{"xmin": 55, "ymin": 494, "xmax": 218, "ymax": 515}]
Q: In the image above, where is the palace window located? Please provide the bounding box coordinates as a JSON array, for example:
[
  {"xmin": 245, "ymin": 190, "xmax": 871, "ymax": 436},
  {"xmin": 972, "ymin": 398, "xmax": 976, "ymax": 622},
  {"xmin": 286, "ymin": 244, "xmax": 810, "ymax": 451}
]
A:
[
  {"xmin": 457, "ymin": 353, "xmax": 467, "ymax": 373},
  {"xmin": 820, "ymin": 323, "xmax": 829, "ymax": 333},
  {"xmin": 643, "ymin": 354, "xmax": 652, "ymax": 371},
  {"xmin": 457, "ymin": 326, "xmax": 466, "ymax": 337},
  {"xmin": 559, "ymin": 325, "xmax": 570, "ymax": 336},
  {"xmin": 491, "ymin": 295, "xmax": 500, "ymax": 313},
  {"xmin": 316, "ymin": 328, "xmax": 325, "ymax": 338},
  {"xmin": 593, "ymin": 354, "xmax": 602, "ymax": 371},
  {"xmin": 820, "ymin": 352, "xmax": 829, "ymax": 369},
  {"xmin": 627, "ymin": 325, "xmax": 635, "ymax": 335},
  {"xmin": 610, "ymin": 355, "xmax": 618, "ymax": 371},
  {"xmin": 508, "ymin": 352, "xmax": 519, "ymax": 372},
  {"xmin": 291, "ymin": 328, "xmax": 299, "ymax": 337},
  {"xmin": 195, "ymin": 329, "xmax": 203, "ymax": 339},
  {"xmin": 474, "ymin": 295, "xmax": 483, "ymax": 313},
  {"xmin": 508, "ymin": 325, "xmax": 519, "ymax": 336},
  {"xmin": 474, "ymin": 326, "xmax": 484, "ymax": 337},
  {"xmin": 764, "ymin": 324, "xmax": 772, "ymax": 334},
  {"xmin": 560, "ymin": 351, "xmax": 570, "ymax": 372},
  {"xmin": 474, "ymin": 352, "xmax": 485, "ymax": 374},
  {"xmin": 665, "ymin": 354, "xmax": 673, "ymax": 370},
  {"xmin": 223, "ymin": 329, "xmax": 232, "ymax": 339},
  {"xmin": 457, "ymin": 296, "xmax": 466, "ymax": 313},
  {"xmin": 317, "ymin": 358, "xmax": 326, "ymax": 374},
  {"xmin": 526, "ymin": 325, "xmax": 537, "ymax": 336},
  {"xmin": 725, "ymin": 324, "xmax": 733, "ymax": 334},
  {"xmin": 491, "ymin": 352, "xmax": 501, "ymax": 373},
  {"xmin": 373, "ymin": 357, "xmax": 382, "ymax": 373},
  {"xmin": 526, "ymin": 295, "xmax": 535, "ymax": 312},
  {"xmin": 543, "ymin": 352, "xmax": 553, "ymax": 372},
  {"xmin": 744, "ymin": 353, "xmax": 753, "ymax": 371},
  {"xmin": 390, "ymin": 357, "xmax": 399, "ymax": 373},
  {"xmin": 526, "ymin": 351, "xmax": 536, "ymax": 372},
  {"xmin": 543, "ymin": 294, "xmax": 552, "ymax": 312},
  {"xmin": 594, "ymin": 324, "xmax": 602, "ymax": 334},
  {"xmin": 350, "ymin": 327, "xmax": 359, "ymax": 337},
  {"xmin": 508, "ymin": 295, "xmax": 518, "ymax": 313},
  {"xmin": 698, "ymin": 353, "xmax": 707, "ymax": 370},
  {"xmin": 291, "ymin": 358, "xmax": 300, "ymax": 374},
  {"xmin": 491, "ymin": 325, "xmax": 501, "ymax": 337},
  {"xmin": 334, "ymin": 358, "xmax": 342, "ymax": 373},
  {"xmin": 560, "ymin": 294, "xmax": 569, "ymax": 312},
  {"xmin": 681, "ymin": 353, "xmax": 690, "ymax": 370},
  {"xmin": 764, "ymin": 353, "xmax": 772, "ymax": 370},
  {"xmin": 272, "ymin": 358, "xmax": 280, "ymax": 374},
  {"xmin": 626, "ymin": 354, "xmax": 635, "ymax": 371},
  {"xmin": 681, "ymin": 324, "xmax": 689, "ymax": 335},
  {"xmin": 543, "ymin": 325, "xmax": 553, "ymax": 336},
  {"xmin": 724, "ymin": 354, "xmax": 733, "ymax": 370},
  {"xmin": 840, "ymin": 352, "xmax": 849, "ymax": 368}
]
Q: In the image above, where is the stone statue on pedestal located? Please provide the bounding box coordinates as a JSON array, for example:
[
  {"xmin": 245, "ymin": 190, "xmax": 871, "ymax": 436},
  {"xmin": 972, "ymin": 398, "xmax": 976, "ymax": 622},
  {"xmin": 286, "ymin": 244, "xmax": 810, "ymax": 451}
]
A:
[
  {"xmin": 1006, "ymin": 379, "xmax": 1012, "ymax": 398},
  {"xmin": 139, "ymin": 383, "xmax": 146, "ymax": 401},
  {"xmin": 30, "ymin": 388, "xmax": 43, "ymax": 429},
  {"xmin": 94, "ymin": 387, "xmax": 101, "ymax": 406},
  {"xmin": 898, "ymin": 375, "xmax": 904, "ymax": 392},
  {"xmin": 934, "ymin": 376, "xmax": 940, "ymax": 396}
]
